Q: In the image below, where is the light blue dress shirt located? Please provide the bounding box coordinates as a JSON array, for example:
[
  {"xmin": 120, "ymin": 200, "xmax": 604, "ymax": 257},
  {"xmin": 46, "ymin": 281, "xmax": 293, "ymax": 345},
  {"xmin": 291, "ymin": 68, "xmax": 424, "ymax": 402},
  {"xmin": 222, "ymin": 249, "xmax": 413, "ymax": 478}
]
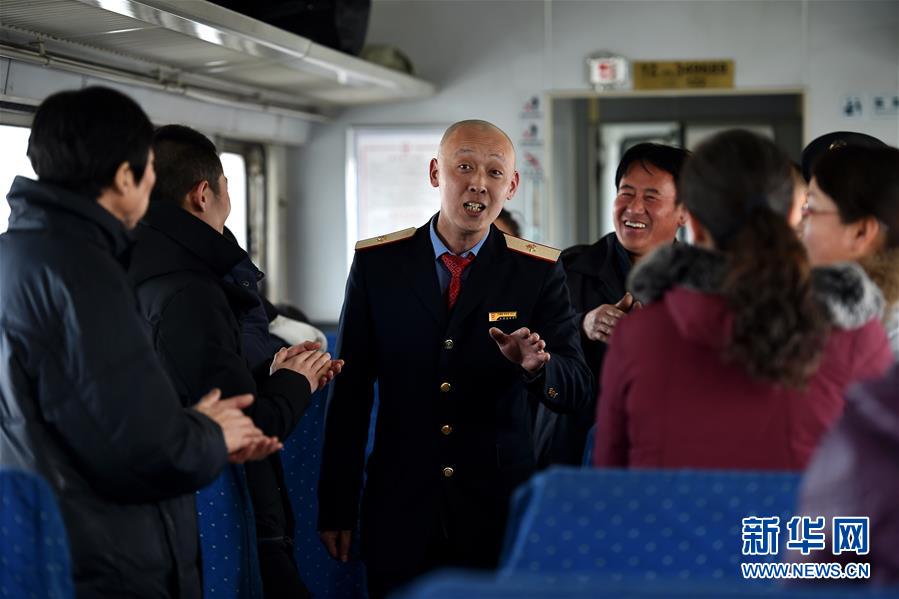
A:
[{"xmin": 429, "ymin": 213, "xmax": 490, "ymax": 295}]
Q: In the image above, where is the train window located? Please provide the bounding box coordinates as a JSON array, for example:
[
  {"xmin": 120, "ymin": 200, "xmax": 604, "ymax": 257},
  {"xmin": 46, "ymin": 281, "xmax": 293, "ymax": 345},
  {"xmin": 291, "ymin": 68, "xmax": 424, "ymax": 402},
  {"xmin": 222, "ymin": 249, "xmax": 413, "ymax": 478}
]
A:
[
  {"xmin": 347, "ymin": 126, "xmax": 444, "ymax": 268},
  {"xmin": 220, "ymin": 142, "xmax": 267, "ymax": 280},
  {"xmin": 221, "ymin": 151, "xmax": 248, "ymax": 250},
  {"xmin": 0, "ymin": 125, "xmax": 37, "ymax": 235},
  {"xmin": 0, "ymin": 129, "xmax": 254, "ymax": 248}
]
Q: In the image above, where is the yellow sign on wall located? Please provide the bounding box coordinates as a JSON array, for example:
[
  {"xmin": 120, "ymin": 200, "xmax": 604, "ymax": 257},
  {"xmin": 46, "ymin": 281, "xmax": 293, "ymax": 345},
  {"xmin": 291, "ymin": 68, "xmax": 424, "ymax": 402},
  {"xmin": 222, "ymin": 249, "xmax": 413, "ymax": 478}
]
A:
[{"xmin": 633, "ymin": 60, "xmax": 734, "ymax": 90}]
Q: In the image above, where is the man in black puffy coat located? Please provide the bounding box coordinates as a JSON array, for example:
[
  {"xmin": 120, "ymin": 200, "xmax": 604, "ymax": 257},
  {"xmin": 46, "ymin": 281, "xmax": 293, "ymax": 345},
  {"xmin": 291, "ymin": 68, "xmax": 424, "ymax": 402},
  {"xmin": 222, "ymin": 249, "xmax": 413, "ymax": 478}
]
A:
[
  {"xmin": 128, "ymin": 124, "xmax": 338, "ymax": 598},
  {"xmin": 0, "ymin": 87, "xmax": 277, "ymax": 598}
]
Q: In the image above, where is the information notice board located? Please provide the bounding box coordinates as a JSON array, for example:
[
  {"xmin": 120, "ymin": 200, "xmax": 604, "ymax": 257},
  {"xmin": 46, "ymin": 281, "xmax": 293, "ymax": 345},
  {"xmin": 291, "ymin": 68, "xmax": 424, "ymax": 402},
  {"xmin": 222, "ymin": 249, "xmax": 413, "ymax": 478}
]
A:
[{"xmin": 348, "ymin": 127, "xmax": 444, "ymax": 264}]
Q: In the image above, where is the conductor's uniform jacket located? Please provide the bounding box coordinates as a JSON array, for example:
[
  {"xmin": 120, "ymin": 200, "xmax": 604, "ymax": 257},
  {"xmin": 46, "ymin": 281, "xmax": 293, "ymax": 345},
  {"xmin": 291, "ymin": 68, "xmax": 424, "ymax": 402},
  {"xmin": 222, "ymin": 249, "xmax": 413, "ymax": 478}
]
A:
[{"xmin": 318, "ymin": 216, "xmax": 592, "ymax": 582}]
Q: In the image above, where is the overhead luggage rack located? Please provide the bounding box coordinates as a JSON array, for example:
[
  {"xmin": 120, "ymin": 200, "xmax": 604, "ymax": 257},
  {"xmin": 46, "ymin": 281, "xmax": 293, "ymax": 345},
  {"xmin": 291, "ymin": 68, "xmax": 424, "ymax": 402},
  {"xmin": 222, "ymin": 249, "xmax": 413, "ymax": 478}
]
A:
[{"xmin": 0, "ymin": 0, "xmax": 435, "ymax": 119}]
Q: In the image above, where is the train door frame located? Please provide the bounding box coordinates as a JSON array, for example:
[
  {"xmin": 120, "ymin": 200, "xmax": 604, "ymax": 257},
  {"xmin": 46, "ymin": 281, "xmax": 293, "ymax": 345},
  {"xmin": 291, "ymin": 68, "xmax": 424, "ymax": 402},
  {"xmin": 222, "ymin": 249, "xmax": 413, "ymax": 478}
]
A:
[{"xmin": 545, "ymin": 87, "xmax": 806, "ymax": 248}]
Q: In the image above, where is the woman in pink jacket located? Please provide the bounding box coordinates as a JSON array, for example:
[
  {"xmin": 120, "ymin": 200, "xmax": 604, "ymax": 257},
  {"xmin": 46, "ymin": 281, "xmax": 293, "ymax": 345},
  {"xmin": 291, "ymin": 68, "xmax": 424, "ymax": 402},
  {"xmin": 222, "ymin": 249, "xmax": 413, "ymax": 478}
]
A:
[{"xmin": 593, "ymin": 130, "xmax": 892, "ymax": 471}]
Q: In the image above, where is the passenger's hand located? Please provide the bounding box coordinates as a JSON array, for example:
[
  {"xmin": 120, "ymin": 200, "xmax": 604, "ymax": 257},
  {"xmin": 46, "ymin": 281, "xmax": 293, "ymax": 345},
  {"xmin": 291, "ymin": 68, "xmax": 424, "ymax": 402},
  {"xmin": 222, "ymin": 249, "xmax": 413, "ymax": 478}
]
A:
[
  {"xmin": 271, "ymin": 347, "xmax": 333, "ymax": 393},
  {"xmin": 227, "ymin": 436, "xmax": 282, "ymax": 464},
  {"xmin": 285, "ymin": 343, "xmax": 345, "ymax": 388},
  {"xmin": 318, "ymin": 359, "xmax": 345, "ymax": 389},
  {"xmin": 489, "ymin": 327, "xmax": 550, "ymax": 373},
  {"xmin": 320, "ymin": 530, "xmax": 353, "ymax": 562},
  {"xmin": 582, "ymin": 292, "xmax": 636, "ymax": 343},
  {"xmin": 269, "ymin": 341, "xmax": 321, "ymax": 374},
  {"xmin": 281, "ymin": 340, "xmax": 323, "ymax": 357},
  {"xmin": 194, "ymin": 389, "xmax": 270, "ymax": 455}
]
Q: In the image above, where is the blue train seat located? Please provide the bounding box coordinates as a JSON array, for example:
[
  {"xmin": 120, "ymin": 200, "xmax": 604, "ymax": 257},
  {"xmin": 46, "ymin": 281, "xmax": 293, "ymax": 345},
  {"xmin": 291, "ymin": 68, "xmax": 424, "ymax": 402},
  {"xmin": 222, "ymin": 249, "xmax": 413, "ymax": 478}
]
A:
[
  {"xmin": 196, "ymin": 464, "xmax": 264, "ymax": 598},
  {"xmin": 395, "ymin": 569, "xmax": 898, "ymax": 599},
  {"xmin": 0, "ymin": 468, "xmax": 73, "ymax": 599},
  {"xmin": 283, "ymin": 329, "xmax": 368, "ymax": 598},
  {"xmin": 499, "ymin": 467, "xmax": 800, "ymax": 584}
]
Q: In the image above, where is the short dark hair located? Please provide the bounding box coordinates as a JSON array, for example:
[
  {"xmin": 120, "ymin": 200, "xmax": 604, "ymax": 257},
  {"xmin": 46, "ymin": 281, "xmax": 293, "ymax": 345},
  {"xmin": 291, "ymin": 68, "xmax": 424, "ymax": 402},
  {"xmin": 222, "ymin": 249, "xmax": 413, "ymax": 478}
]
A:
[
  {"xmin": 495, "ymin": 208, "xmax": 522, "ymax": 237},
  {"xmin": 27, "ymin": 86, "xmax": 154, "ymax": 199},
  {"xmin": 151, "ymin": 124, "xmax": 222, "ymax": 205},
  {"xmin": 813, "ymin": 145, "xmax": 899, "ymax": 248},
  {"xmin": 614, "ymin": 143, "xmax": 691, "ymax": 203}
]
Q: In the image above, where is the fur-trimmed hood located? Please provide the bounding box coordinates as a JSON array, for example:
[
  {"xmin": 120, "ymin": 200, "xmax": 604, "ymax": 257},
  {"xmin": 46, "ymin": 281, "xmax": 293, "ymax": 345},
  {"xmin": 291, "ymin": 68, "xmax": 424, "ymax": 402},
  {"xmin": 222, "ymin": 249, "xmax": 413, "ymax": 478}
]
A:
[{"xmin": 629, "ymin": 244, "xmax": 885, "ymax": 331}]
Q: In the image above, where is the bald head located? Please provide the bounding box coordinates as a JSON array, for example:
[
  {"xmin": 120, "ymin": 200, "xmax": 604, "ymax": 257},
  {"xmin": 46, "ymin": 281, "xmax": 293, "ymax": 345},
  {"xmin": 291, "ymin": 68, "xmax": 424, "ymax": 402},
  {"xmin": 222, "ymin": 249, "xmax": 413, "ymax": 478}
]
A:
[
  {"xmin": 439, "ymin": 120, "xmax": 515, "ymax": 166},
  {"xmin": 429, "ymin": 119, "xmax": 520, "ymax": 254}
]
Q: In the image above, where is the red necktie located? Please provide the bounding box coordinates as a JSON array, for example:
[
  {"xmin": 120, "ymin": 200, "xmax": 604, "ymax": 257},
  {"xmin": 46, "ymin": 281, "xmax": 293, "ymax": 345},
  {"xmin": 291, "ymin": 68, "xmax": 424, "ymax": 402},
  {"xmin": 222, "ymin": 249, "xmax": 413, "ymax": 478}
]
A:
[{"xmin": 440, "ymin": 253, "xmax": 475, "ymax": 310}]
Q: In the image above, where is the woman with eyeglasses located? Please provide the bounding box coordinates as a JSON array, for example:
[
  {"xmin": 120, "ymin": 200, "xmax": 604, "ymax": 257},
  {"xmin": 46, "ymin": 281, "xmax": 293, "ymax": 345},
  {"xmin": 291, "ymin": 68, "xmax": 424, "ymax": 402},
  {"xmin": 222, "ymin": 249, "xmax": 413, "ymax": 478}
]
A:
[
  {"xmin": 794, "ymin": 145, "xmax": 899, "ymax": 586},
  {"xmin": 593, "ymin": 130, "xmax": 892, "ymax": 471},
  {"xmin": 801, "ymin": 145, "xmax": 899, "ymax": 359}
]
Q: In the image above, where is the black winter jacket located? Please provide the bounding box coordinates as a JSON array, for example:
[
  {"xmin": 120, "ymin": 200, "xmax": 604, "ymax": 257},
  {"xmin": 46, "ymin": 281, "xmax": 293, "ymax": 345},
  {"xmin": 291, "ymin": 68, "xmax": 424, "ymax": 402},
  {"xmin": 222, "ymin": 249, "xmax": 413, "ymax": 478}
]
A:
[
  {"xmin": 534, "ymin": 232, "xmax": 630, "ymax": 466},
  {"xmin": 0, "ymin": 177, "xmax": 227, "ymax": 599},
  {"xmin": 127, "ymin": 202, "xmax": 312, "ymax": 544}
]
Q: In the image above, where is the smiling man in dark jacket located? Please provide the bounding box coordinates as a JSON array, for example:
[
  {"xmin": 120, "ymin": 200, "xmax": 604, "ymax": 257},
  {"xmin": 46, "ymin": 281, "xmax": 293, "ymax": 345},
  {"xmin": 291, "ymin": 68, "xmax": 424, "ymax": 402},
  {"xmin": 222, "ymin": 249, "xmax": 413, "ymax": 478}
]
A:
[
  {"xmin": 535, "ymin": 143, "xmax": 690, "ymax": 467},
  {"xmin": 128, "ymin": 124, "xmax": 336, "ymax": 598},
  {"xmin": 0, "ymin": 87, "xmax": 275, "ymax": 598}
]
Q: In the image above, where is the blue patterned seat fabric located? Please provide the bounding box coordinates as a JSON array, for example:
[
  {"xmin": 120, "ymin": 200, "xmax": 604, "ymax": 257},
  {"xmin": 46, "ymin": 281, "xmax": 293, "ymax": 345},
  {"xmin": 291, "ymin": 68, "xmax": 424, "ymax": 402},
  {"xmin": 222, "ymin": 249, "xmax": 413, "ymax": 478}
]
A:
[
  {"xmin": 499, "ymin": 467, "xmax": 801, "ymax": 585},
  {"xmin": 283, "ymin": 331, "xmax": 368, "ymax": 598},
  {"xmin": 395, "ymin": 569, "xmax": 899, "ymax": 599},
  {"xmin": 0, "ymin": 468, "xmax": 74, "ymax": 599},
  {"xmin": 197, "ymin": 464, "xmax": 263, "ymax": 598}
]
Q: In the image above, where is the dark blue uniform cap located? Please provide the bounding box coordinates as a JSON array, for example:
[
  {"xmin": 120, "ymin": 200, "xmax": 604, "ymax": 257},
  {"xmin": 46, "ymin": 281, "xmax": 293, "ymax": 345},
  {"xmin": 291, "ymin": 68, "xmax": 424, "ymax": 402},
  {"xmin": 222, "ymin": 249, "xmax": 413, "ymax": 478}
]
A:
[{"xmin": 801, "ymin": 131, "xmax": 886, "ymax": 182}]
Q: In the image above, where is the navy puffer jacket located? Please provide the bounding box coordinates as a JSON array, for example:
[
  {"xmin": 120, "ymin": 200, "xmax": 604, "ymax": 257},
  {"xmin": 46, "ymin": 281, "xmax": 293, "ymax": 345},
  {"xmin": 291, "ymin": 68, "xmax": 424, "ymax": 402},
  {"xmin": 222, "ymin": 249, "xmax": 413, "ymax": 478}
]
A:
[{"xmin": 0, "ymin": 177, "xmax": 227, "ymax": 599}]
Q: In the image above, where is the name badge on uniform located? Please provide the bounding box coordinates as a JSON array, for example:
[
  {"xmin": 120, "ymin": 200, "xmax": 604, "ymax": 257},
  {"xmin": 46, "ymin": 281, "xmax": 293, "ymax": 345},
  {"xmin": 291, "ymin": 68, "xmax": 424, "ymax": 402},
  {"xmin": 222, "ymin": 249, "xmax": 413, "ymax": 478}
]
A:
[{"xmin": 489, "ymin": 311, "xmax": 518, "ymax": 322}]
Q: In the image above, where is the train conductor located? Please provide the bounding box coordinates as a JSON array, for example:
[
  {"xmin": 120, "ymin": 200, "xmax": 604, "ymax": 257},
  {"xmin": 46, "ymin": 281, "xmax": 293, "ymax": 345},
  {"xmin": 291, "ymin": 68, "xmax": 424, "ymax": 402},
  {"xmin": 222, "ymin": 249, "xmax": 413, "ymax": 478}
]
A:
[{"xmin": 318, "ymin": 119, "xmax": 593, "ymax": 598}]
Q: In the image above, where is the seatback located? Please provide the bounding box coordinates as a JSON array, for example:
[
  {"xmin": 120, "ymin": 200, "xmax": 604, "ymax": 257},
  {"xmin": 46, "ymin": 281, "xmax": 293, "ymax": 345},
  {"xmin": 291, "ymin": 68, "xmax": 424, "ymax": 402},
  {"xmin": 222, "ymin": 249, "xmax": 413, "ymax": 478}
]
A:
[
  {"xmin": 0, "ymin": 468, "xmax": 74, "ymax": 599},
  {"xmin": 396, "ymin": 568, "xmax": 899, "ymax": 599},
  {"xmin": 196, "ymin": 465, "xmax": 264, "ymax": 599},
  {"xmin": 499, "ymin": 467, "xmax": 800, "ymax": 584},
  {"xmin": 283, "ymin": 386, "xmax": 368, "ymax": 598}
]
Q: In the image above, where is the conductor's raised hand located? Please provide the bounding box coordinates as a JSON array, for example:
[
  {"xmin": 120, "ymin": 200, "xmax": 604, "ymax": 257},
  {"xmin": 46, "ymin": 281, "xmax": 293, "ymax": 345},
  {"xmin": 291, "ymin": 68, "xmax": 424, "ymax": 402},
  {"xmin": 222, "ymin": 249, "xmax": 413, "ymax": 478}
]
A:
[
  {"xmin": 489, "ymin": 327, "xmax": 550, "ymax": 373},
  {"xmin": 320, "ymin": 530, "xmax": 353, "ymax": 563}
]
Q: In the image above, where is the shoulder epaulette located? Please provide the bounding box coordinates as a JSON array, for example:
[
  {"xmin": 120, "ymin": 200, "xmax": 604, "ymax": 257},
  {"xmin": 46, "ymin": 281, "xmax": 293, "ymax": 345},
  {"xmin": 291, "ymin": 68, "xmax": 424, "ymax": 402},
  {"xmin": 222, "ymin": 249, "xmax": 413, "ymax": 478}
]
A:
[
  {"xmin": 354, "ymin": 227, "xmax": 416, "ymax": 251},
  {"xmin": 503, "ymin": 233, "xmax": 561, "ymax": 263}
]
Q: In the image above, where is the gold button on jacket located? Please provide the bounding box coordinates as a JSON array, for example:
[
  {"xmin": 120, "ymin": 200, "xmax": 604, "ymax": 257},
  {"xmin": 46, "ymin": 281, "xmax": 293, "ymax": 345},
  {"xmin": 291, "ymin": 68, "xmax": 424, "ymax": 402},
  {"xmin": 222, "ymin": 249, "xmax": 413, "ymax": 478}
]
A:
[
  {"xmin": 442, "ymin": 466, "xmax": 454, "ymax": 478},
  {"xmin": 443, "ymin": 339, "xmax": 454, "ymax": 350},
  {"xmin": 440, "ymin": 424, "xmax": 453, "ymax": 435},
  {"xmin": 440, "ymin": 382, "xmax": 452, "ymax": 393}
]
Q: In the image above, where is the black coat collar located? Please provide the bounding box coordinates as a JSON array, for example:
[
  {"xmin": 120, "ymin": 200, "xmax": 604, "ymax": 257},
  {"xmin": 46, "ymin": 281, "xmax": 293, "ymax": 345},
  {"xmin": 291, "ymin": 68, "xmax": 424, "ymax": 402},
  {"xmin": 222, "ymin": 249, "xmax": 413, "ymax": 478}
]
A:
[
  {"xmin": 6, "ymin": 176, "xmax": 133, "ymax": 260},
  {"xmin": 564, "ymin": 232, "xmax": 626, "ymax": 280},
  {"xmin": 129, "ymin": 202, "xmax": 258, "ymax": 314},
  {"xmin": 134, "ymin": 202, "xmax": 247, "ymax": 280}
]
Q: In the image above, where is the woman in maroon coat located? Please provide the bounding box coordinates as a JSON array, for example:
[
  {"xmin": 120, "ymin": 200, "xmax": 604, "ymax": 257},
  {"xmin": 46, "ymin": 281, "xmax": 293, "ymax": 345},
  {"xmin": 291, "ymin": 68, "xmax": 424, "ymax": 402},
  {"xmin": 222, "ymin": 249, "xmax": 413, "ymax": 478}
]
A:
[{"xmin": 593, "ymin": 130, "xmax": 892, "ymax": 470}]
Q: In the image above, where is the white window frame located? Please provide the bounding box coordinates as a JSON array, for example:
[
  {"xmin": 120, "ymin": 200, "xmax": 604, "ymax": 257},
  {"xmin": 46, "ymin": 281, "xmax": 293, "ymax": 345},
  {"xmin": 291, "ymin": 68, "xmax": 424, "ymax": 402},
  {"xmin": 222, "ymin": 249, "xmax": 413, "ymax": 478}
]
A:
[{"xmin": 345, "ymin": 125, "xmax": 446, "ymax": 271}]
